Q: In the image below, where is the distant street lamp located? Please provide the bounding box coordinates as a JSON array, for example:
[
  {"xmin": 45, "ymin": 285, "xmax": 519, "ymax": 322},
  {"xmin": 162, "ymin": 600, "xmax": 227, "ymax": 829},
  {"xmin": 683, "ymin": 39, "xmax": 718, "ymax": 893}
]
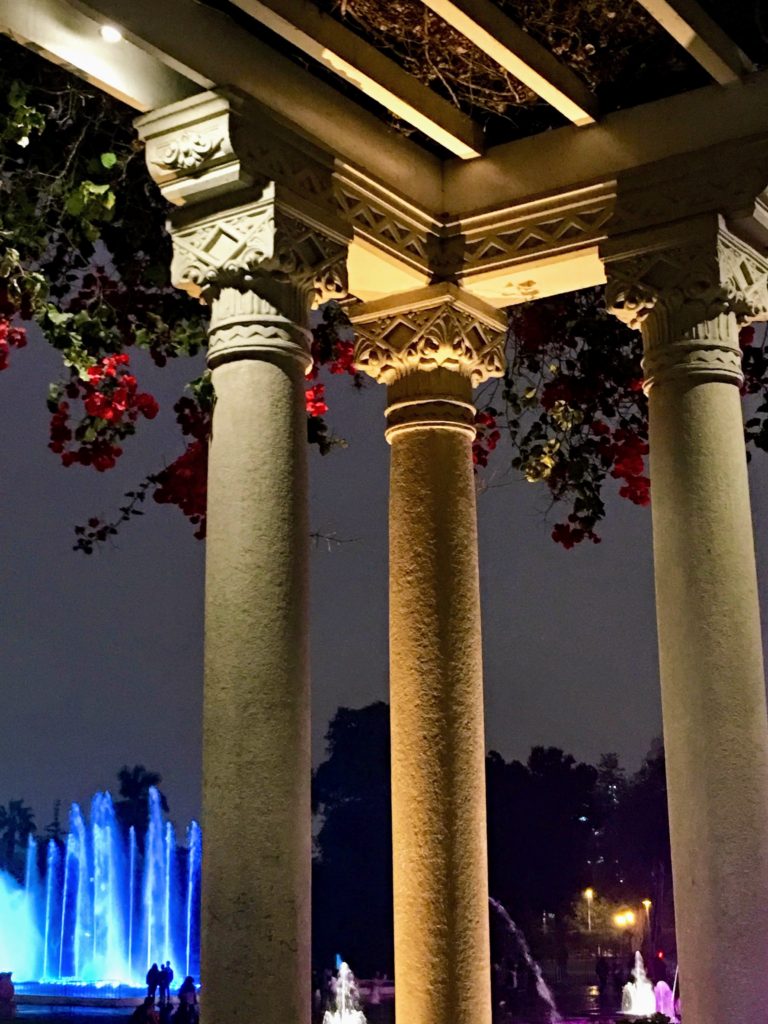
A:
[
  {"xmin": 642, "ymin": 898, "xmax": 652, "ymax": 939},
  {"xmin": 584, "ymin": 888, "xmax": 595, "ymax": 932}
]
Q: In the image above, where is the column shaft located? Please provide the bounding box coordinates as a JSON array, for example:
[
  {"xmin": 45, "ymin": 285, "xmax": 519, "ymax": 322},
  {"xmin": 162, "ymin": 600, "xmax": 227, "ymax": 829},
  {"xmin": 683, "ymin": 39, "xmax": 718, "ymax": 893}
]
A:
[
  {"xmin": 649, "ymin": 370, "xmax": 768, "ymax": 1023},
  {"xmin": 201, "ymin": 357, "xmax": 310, "ymax": 1024},
  {"xmin": 388, "ymin": 412, "xmax": 492, "ymax": 1024}
]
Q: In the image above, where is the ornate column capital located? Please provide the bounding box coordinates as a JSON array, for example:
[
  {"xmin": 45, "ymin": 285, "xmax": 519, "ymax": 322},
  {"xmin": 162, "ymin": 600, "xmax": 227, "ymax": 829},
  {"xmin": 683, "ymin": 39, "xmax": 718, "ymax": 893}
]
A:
[
  {"xmin": 350, "ymin": 283, "xmax": 506, "ymax": 439},
  {"xmin": 351, "ymin": 283, "xmax": 506, "ymax": 386},
  {"xmin": 602, "ymin": 214, "xmax": 768, "ymax": 392},
  {"xmin": 136, "ymin": 90, "xmax": 350, "ymax": 371}
]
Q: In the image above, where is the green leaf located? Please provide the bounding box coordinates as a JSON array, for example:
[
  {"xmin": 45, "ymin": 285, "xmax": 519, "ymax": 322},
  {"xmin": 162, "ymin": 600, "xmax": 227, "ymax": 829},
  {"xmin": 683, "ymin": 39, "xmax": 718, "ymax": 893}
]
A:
[
  {"xmin": 44, "ymin": 306, "xmax": 73, "ymax": 326},
  {"xmin": 8, "ymin": 80, "xmax": 26, "ymax": 110},
  {"xmin": 64, "ymin": 191, "xmax": 84, "ymax": 216},
  {"xmin": 100, "ymin": 152, "xmax": 117, "ymax": 169}
]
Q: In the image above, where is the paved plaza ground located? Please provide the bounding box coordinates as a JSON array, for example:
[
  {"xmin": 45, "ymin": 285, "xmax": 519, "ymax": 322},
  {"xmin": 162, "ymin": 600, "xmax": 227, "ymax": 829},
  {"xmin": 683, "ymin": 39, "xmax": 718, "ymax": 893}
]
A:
[{"xmin": 14, "ymin": 982, "xmax": 630, "ymax": 1024}]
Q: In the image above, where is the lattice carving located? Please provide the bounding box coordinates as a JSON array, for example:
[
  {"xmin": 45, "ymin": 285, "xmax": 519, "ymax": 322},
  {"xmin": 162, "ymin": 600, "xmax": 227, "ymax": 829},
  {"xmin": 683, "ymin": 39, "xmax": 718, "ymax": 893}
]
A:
[
  {"xmin": 354, "ymin": 301, "xmax": 505, "ymax": 386},
  {"xmin": 170, "ymin": 190, "xmax": 348, "ymax": 308}
]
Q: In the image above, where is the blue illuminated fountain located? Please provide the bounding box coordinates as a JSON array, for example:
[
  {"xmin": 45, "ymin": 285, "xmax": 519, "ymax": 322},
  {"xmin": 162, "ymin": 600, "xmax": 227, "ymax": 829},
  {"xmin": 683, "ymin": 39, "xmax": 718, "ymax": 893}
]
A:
[{"xmin": 0, "ymin": 787, "xmax": 201, "ymax": 991}]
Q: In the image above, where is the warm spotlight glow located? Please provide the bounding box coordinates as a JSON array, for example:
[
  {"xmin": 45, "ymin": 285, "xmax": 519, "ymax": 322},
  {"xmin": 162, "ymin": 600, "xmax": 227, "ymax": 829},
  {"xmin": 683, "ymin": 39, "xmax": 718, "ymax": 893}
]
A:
[
  {"xmin": 99, "ymin": 25, "xmax": 123, "ymax": 43},
  {"xmin": 584, "ymin": 888, "xmax": 595, "ymax": 900},
  {"xmin": 614, "ymin": 909, "xmax": 635, "ymax": 928},
  {"xmin": 642, "ymin": 898, "xmax": 652, "ymax": 911}
]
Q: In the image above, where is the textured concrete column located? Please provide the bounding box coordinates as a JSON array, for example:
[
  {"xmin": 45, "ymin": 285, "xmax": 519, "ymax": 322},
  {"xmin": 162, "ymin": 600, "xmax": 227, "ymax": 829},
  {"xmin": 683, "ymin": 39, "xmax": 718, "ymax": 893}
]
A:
[
  {"xmin": 137, "ymin": 91, "xmax": 349, "ymax": 1024},
  {"xmin": 606, "ymin": 218, "xmax": 768, "ymax": 1024},
  {"xmin": 201, "ymin": 285, "xmax": 312, "ymax": 1024},
  {"xmin": 353, "ymin": 284, "xmax": 505, "ymax": 1024}
]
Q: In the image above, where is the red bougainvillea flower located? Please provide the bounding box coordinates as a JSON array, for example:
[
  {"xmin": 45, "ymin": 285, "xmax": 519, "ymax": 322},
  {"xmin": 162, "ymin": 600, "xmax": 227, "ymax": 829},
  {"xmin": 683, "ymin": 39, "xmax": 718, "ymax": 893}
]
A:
[
  {"xmin": 305, "ymin": 383, "xmax": 329, "ymax": 417},
  {"xmin": 0, "ymin": 318, "xmax": 27, "ymax": 371},
  {"xmin": 473, "ymin": 410, "xmax": 502, "ymax": 468},
  {"xmin": 48, "ymin": 353, "xmax": 158, "ymax": 470}
]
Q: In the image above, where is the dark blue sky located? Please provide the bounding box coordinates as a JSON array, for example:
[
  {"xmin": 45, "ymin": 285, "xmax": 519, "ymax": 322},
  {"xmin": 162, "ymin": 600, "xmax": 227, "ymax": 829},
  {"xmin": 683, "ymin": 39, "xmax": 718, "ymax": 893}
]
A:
[{"xmin": 2, "ymin": 324, "xmax": 768, "ymax": 831}]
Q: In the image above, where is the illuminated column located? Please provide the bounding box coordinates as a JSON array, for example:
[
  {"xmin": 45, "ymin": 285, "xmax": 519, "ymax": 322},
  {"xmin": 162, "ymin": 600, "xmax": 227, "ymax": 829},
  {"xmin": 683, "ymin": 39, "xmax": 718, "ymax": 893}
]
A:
[
  {"xmin": 605, "ymin": 216, "xmax": 768, "ymax": 1024},
  {"xmin": 137, "ymin": 93, "xmax": 348, "ymax": 1024},
  {"xmin": 353, "ymin": 284, "xmax": 505, "ymax": 1024}
]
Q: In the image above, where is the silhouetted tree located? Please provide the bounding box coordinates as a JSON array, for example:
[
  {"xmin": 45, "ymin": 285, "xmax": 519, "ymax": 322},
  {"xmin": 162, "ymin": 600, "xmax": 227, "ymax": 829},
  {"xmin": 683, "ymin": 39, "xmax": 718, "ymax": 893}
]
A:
[
  {"xmin": 114, "ymin": 764, "xmax": 168, "ymax": 842},
  {"xmin": 45, "ymin": 799, "xmax": 65, "ymax": 844},
  {"xmin": 486, "ymin": 746, "xmax": 599, "ymax": 948},
  {"xmin": 0, "ymin": 799, "xmax": 36, "ymax": 878},
  {"xmin": 312, "ymin": 703, "xmax": 393, "ymax": 976}
]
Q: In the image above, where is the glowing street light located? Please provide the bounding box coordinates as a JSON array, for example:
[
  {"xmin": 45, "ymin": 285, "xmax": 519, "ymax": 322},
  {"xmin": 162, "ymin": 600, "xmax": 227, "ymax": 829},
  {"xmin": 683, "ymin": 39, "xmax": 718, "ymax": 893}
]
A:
[
  {"xmin": 584, "ymin": 888, "xmax": 595, "ymax": 932},
  {"xmin": 642, "ymin": 898, "xmax": 652, "ymax": 933}
]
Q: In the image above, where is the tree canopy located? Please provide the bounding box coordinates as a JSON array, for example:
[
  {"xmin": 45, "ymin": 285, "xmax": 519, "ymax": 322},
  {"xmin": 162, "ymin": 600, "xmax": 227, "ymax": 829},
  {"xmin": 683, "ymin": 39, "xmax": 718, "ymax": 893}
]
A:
[{"xmin": 311, "ymin": 702, "xmax": 673, "ymax": 973}]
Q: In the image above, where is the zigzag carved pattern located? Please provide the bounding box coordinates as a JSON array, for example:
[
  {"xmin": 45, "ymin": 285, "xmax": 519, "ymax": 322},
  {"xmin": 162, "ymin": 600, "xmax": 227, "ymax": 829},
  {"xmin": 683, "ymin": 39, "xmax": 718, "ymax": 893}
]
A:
[
  {"xmin": 334, "ymin": 181, "xmax": 431, "ymax": 270},
  {"xmin": 463, "ymin": 205, "xmax": 613, "ymax": 270}
]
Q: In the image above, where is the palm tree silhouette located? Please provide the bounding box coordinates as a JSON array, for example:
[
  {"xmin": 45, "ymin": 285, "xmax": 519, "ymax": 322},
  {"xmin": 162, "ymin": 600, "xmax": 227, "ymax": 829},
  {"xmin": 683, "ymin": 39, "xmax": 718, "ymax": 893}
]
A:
[
  {"xmin": 114, "ymin": 765, "xmax": 168, "ymax": 842},
  {"xmin": 0, "ymin": 799, "xmax": 36, "ymax": 876}
]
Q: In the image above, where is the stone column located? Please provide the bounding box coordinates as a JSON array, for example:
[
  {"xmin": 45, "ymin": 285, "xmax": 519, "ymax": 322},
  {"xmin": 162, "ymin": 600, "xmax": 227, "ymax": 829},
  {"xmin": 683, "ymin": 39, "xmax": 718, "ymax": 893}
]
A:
[
  {"xmin": 605, "ymin": 216, "xmax": 768, "ymax": 1024},
  {"xmin": 137, "ymin": 93, "xmax": 349, "ymax": 1024},
  {"xmin": 353, "ymin": 284, "xmax": 505, "ymax": 1024}
]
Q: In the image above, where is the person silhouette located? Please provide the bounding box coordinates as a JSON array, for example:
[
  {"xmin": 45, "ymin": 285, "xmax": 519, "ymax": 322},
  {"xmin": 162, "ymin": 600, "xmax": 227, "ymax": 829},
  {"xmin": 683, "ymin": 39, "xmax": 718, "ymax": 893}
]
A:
[
  {"xmin": 159, "ymin": 963, "xmax": 174, "ymax": 1006},
  {"xmin": 146, "ymin": 964, "xmax": 160, "ymax": 1001},
  {"xmin": 174, "ymin": 978, "xmax": 198, "ymax": 1024},
  {"xmin": 0, "ymin": 972, "xmax": 15, "ymax": 1020}
]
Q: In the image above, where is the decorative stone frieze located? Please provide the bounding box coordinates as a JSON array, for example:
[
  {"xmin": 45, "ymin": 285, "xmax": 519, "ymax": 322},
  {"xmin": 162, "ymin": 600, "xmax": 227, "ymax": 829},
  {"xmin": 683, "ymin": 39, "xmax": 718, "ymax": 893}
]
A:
[
  {"xmin": 333, "ymin": 168, "xmax": 438, "ymax": 275},
  {"xmin": 352, "ymin": 283, "xmax": 506, "ymax": 387},
  {"xmin": 603, "ymin": 214, "xmax": 768, "ymax": 391}
]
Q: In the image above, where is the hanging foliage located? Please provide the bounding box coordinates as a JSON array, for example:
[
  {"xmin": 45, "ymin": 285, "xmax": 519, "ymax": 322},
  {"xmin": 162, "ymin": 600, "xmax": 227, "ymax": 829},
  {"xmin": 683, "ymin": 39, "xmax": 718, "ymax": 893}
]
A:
[{"xmin": 1, "ymin": 34, "xmax": 767, "ymax": 550}]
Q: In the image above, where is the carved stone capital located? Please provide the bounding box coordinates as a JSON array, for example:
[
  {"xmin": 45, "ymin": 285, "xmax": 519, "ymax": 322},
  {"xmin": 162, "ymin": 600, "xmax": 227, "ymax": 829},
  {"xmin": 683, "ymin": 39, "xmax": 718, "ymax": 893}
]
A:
[
  {"xmin": 136, "ymin": 91, "xmax": 350, "ymax": 370},
  {"xmin": 135, "ymin": 90, "xmax": 340, "ymax": 217},
  {"xmin": 169, "ymin": 186, "xmax": 347, "ymax": 303},
  {"xmin": 603, "ymin": 216, "xmax": 768, "ymax": 391},
  {"xmin": 169, "ymin": 186, "xmax": 347, "ymax": 369},
  {"xmin": 350, "ymin": 283, "xmax": 506, "ymax": 388}
]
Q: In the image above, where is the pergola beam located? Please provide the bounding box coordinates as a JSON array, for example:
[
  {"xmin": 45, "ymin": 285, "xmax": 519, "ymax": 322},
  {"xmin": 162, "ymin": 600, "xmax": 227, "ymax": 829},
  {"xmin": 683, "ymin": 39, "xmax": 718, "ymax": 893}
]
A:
[
  {"xmin": 227, "ymin": 0, "xmax": 484, "ymax": 159},
  {"xmin": 418, "ymin": 0, "xmax": 597, "ymax": 125},
  {"xmin": 0, "ymin": 0, "xmax": 198, "ymax": 110},
  {"xmin": 66, "ymin": 0, "xmax": 444, "ymax": 210},
  {"xmin": 635, "ymin": 0, "xmax": 753, "ymax": 84}
]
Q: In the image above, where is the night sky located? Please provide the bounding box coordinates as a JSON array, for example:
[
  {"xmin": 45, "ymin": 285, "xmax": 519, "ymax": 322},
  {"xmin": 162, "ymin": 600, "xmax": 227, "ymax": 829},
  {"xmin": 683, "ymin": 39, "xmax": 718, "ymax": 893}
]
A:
[{"xmin": 3, "ymin": 323, "xmax": 768, "ymax": 832}]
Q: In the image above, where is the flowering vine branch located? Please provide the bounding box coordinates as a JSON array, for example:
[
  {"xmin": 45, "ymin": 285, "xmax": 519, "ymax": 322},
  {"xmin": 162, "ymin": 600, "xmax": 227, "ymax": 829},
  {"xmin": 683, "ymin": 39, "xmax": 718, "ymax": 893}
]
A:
[{"xmin": 3, "ymin": 34, "xmax": 768, "ymax": 551}]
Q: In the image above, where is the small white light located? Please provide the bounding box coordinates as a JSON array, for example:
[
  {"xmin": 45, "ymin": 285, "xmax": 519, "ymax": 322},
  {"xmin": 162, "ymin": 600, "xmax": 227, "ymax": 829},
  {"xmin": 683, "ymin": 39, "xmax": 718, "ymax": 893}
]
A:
[{"xmin": 99, "ymin": 25, "xmax": 122, "ymax": 43}]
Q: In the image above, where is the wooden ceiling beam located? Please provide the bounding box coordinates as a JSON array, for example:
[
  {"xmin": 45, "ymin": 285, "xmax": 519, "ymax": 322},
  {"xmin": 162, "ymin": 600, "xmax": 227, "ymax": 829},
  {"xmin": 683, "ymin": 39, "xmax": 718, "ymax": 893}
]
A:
[
  {"xmin": 635, "ymin": 0, "xmax": 753, "ymax": 84},
  {"xmin": 417, "ymin": 0, "xmax": 598, "ymax": 126},
  {"xmin": 227, "ymin": 0, "xmax": 484, "ymax": 159}
]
